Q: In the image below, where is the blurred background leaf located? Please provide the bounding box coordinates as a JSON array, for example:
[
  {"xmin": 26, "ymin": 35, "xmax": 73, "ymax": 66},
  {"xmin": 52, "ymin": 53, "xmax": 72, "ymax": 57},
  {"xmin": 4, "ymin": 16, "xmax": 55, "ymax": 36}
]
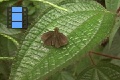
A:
[
  {"xmin": 105, "ymin": 0, "xmax": 120, "ymax": 12},
  {"xmin": 77, "ymin": 61, "xmax": 120, "ymax": 80}
]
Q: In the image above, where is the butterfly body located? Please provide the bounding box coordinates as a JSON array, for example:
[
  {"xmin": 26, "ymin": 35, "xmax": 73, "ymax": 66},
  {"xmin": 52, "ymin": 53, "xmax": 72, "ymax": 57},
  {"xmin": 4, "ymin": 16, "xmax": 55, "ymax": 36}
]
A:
[{"xmin": 41, "ymin": 27, "xmax": 68, "ymax": 48}]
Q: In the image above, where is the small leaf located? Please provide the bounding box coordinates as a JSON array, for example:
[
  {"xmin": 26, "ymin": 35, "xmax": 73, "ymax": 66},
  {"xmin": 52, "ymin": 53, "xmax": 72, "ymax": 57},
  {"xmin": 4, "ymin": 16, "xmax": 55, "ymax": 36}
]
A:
[{"xmin": 77, "ymin": 62, "xmax": 120, "ymax": 80}]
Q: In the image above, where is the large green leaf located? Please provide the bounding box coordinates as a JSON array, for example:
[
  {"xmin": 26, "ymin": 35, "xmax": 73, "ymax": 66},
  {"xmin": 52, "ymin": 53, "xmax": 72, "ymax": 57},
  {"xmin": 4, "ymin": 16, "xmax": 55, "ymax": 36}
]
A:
[
  {"xmin": 10, "ymin": 1, "xmax": 115, "ymax": 80},
  {"xmin": 77, "ymin": 62, "xmax": 120, "ymax": 80}
]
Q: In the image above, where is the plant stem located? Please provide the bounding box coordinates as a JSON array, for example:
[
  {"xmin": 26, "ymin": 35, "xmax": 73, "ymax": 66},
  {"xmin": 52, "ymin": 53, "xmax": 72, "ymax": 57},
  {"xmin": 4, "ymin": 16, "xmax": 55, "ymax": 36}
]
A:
[
  {"xmin": 88, "ymin": 51, "xmax": 120, "ymax": 65},
  {"xmin": 88, "ymin": 52, "xmax": 96, "ymax": 65},
  {"xmin": 0, "ymin": 57, "xmax": 14, "ymax": 60},
  {"xmin": 89, "ymin": 51, "xmax": 120, "ymax": 60},
  {"xmin": 31, "ymin": 0, "xmax": 68, "ymax": 11},
  {"xmin": 14, "ymin": 0, "xmax": 23, "ymax": 5}
]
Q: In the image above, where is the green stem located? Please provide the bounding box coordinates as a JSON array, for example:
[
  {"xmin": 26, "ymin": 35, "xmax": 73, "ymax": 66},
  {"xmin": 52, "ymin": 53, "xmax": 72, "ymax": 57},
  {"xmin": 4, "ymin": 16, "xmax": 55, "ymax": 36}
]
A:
[
  {"xmin": 31, "ymin": 0, "xmax": 68, "ymax": 11},
  {"xmin": 0, "ymin": 57, "xmax": 14, "ymax": 60}
]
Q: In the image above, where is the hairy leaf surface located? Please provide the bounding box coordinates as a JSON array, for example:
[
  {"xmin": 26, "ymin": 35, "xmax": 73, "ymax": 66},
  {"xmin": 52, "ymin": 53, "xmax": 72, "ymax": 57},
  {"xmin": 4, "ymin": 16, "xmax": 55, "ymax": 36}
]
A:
[{"xmin": 10, "ymin": 2, "xmax": 115, "ymax": 80}]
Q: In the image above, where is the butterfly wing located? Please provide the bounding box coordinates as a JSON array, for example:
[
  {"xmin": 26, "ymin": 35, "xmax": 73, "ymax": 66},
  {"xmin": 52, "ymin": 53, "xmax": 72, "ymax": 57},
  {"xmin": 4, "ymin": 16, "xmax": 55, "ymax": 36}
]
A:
[
  {"xmin": 58, "ymin": 33, "xmax": 68, "ymax": 46},
  {"xmin": 41, "ymin": 31, "xmax": 54, "ymax": 41},
  {"xmin": 44, "ymin": 36, "xmax": 54, "ymax": 46},
  {"xmin": 54, "ymin": 36, "xmax": 61, "ymax": 48},
  {"xmin": 54, "ymin": 33, "xmax": 68, "ymax": 48}
]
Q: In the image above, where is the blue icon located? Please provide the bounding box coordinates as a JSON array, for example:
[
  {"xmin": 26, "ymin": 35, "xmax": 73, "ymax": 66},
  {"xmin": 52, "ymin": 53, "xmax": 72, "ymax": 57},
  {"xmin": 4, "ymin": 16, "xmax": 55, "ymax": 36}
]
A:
[
  {"xmin": 7, "ymin": 7, "xmax": 28, "ymax": 29},
  {"xmin": 12, "ymin": 7, "xmax": 22, "ymax": 12},
  {"xmin": 12, "ymin": 13, "xmax": 22, "ymax": 21},
  {"xmin": 12, "ymin": 22, "xmax": 22, "ymax": 28}
]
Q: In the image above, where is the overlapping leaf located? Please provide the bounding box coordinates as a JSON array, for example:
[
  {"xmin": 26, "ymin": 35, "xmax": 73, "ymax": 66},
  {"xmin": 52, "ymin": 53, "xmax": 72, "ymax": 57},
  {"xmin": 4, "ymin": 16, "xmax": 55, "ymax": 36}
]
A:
[
  {"xmin": 49, "ymin": 71, "xmax": 75, "ymax": 80},
  {"xmin": 0, "ymin": 23, "xmax": 21, "ymax": 35},
  {"xmin": 105, "ymin": 0, "xmax": 120, "ymax": 48},
  {"xmin": 9, "ymin": 1, "xmax": 115, "ymax": 80},
  {"xmin": 77, "ymin": 62, "xmax": 120, "ymax": 80},
  {"xmin": 105, "ymin": 0, "xmax": 120, "ymax": 12}
]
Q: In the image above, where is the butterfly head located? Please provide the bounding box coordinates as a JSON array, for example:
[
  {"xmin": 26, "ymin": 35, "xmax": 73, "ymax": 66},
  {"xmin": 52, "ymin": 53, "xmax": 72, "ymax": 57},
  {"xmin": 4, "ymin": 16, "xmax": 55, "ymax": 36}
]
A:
[{"xmin": 54, "ymin": 27, "xmax": 59, "ymax": 34}]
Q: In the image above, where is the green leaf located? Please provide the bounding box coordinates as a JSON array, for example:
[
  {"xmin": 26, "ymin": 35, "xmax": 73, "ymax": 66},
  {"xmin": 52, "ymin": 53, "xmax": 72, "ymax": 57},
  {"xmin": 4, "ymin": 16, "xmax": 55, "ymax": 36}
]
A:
[
  {"xmin": 0, "ymin": 35, "xmax": 17, "ymax": 80},
  {"xmin": 0, "ymin": 23, "xmax": 21, "ymax": 35},
  {"xmin": 28, "ymin": 6, "xmax": 36, "ymax": 15},
  {"xmin": 10, "ymin": 2, "xmax": 115, "ymax": 80},
  {"xmin": 0, "ymin": 34, "xmax": 19, "ymax": 46},
  {"xmin": 111, "ymin": 54, "xmax": 120, "ymax": 67},
  {"xmin": 60, "ymin": 71, "xmax": 75, "ymax": 80},
  {"xmin": 0, "ymin": 19, "xmax": 21, "ymax": 46},
  {"xmin": 0, "ymin": 0, "xmax": 16, "ymax": 13},
  {"xmin": 109, "ymin": 17, "xmax": 120, "ymax": 49},
  {"xmin": 77, "ymin": 62, "xmax": 120, "ymax": 80},
  {"xmin": 27, "ymin": 0, "xmax": 65, "ymax": 25},
  {"xmin": 0, "ymin": 34, "xmax": 18, "ymax": 56},
  {"xmin": 0, "ymin": 0, "xmax": 8, "ymax": 2},
  {"xmin": 105, "ymin": 0, "xmax": 120, "ymax": 12},
  {"xmin": 72, "ymin": 54, "xmax": 91, "ymax": 76},
  {"xmin": 103, "ymin": 28, "xmax": 120, "ymax": 56},
  {"xmin": 31, "ymin": 0, "xmax": 67, "ymax": 11},
  {"xmin": 110, "ymin": 31, "xmax": 120, "ymax": 66},
  {"xmin": 49, "ymin": 71, "xmax": 75, "ymax": 80}
]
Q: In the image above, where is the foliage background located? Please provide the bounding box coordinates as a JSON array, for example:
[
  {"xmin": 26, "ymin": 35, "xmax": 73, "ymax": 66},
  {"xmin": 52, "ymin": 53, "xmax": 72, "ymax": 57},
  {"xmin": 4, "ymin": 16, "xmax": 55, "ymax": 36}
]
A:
[{"xmin": 0, "ymin": 0, "xmax": 120, "ymax": 80}]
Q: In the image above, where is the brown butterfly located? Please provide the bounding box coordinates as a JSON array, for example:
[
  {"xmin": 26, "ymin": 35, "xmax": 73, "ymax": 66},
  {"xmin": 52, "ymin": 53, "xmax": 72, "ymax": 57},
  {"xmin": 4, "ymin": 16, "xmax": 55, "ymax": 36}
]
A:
[{"xmin": 41, "ymin": 27, "xmax": 68, "ymax": 48}]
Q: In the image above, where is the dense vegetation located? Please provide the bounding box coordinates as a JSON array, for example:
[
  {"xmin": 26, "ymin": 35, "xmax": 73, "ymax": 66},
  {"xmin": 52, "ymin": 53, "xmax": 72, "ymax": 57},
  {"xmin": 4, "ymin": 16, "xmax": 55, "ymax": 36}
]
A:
[{"xmin": 0, "ymin": 0, "xmax": 120, "ymax": 80}]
